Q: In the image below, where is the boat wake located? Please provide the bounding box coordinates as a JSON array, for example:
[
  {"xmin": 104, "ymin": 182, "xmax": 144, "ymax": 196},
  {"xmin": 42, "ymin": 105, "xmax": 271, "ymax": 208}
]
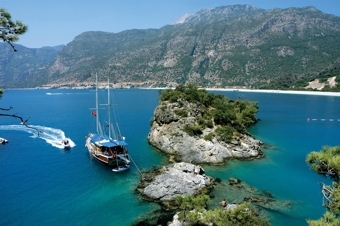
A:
[
  {"xmin": 46, "ymin": 92, "xmax": 64, "ymax": 95},
  {"xmin": 0, "ymin": 125, "xmax": 75, "ymax": 149}
]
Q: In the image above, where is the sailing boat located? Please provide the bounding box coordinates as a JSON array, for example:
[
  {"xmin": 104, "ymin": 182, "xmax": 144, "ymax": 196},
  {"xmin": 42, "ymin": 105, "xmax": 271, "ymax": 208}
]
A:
[{"xmin": 85, "ymin": 74, "xmax": 130, "ymax": 172}]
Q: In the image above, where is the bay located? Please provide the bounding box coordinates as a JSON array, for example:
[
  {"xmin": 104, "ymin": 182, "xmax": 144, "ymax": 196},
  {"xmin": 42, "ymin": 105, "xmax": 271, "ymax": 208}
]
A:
[{"xmin": 0, "ymin": 88, "xmax": 338, "ymax": 225}]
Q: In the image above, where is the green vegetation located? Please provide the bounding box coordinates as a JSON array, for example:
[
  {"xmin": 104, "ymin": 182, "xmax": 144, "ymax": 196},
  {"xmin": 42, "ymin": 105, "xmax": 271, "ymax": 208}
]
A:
[
  {"xmin": 174, "ymin": 109, "xmax": 188, "ymax": 117},
  {"xmin": 318, "ymin": 66, "xmax": 340, "ymax": 92},
  {"xmin": 0, "ymin": 8, "xmax": 27, "ymax": 51},
  {"xmin": 306, "ymin": 146, "xmax": 340, "ymax": 224},
  {"xmin": 159, "ymin": 84, "xmax": 258, "ymax": 142},
  {"xmin": 307, "ymin": 211, "xmax": 340, "ymax": 226},
  {"xmin": 184, "ymin": 125, "xmax": 203, "ymax": 136},
  {"xmin": 262, "ymin": 60, "xmax": 340, "ymax": 91},
  {"xmin": 3, "ymin": 6, "xmax": 340, "ymax": 89},
  {"xmin": 175, "ymin": 195, "xmax": 268, "ymax": 225},
  {"xmin": 306, "ymin": 146, "xmax": 340, "ymax": 180},
  {"xmin": 204, "ymin": 132, "xmax": 213, "ymax": 141}
]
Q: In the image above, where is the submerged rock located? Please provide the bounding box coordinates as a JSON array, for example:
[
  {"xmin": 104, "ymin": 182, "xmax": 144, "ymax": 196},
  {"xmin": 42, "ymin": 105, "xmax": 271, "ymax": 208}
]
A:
[{"xmin": 207, "ymin": 177, "xmax": 292, "ymax": 221}]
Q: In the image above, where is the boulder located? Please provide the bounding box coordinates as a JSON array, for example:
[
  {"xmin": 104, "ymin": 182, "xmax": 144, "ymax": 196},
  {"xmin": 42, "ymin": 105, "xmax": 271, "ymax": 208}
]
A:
[{"xmin": 137, "ymin": 162, "xmax": 212, "ymax": 205}]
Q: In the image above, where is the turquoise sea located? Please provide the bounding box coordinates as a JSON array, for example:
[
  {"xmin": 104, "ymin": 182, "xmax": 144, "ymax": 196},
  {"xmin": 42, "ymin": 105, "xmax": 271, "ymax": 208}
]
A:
[{"xmin": 0, "ymin": 88, "xmax": 339, "ymax": 226}]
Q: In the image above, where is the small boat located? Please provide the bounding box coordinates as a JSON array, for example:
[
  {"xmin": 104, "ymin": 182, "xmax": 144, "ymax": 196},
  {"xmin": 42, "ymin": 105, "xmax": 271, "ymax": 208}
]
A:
[
  {"xmin": 112, "ymin": 164, "xmax": 130, "ymax": 172},
  {"xmin": 61, "ymin": 139, "xmax": 71, "ymax": 149},
  {"xmin": 0, "ymin": 137, "xmax": 8, "ymax": 144},
  {"xmin": 85, "ymin": 74, "xmax": 130, "ymax": 171}
]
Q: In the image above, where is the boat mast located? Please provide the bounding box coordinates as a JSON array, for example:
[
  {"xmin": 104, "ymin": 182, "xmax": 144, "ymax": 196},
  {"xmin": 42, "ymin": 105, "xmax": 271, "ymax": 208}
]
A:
[
  {"xmin": 95, "ymin": 73, "xmax": 99, "ymax": 134},
  {"xmin": 107, "ymin": 78, "xmax": 111, "ymax": 138}
]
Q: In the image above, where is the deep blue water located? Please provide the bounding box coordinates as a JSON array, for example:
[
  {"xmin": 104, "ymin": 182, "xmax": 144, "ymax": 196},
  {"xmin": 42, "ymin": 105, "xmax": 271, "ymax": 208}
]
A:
[{"xmin": 0, "ymin": 89, "xmax": 339, "ymax": 225}]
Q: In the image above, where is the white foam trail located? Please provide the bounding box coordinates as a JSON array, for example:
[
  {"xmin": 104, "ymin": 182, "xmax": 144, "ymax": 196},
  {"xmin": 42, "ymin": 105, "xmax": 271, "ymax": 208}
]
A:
[
  {"xmin": 46, "ymin": 93, "xmax": 63, "ymax": 95},
  {"xmin": 0, "ymin": 125, "xmax": 76, "ymax": 149}
]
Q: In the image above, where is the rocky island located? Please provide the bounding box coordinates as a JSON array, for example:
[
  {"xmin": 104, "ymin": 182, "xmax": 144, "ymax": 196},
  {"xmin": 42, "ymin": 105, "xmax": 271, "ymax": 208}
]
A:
[
  {"xmin": 134, "ymin": 85, "xmax": 294, "ymax": 225},
  {"xmin": 147, "ymin": 84, "xmax": 263, "ymax": 164}
]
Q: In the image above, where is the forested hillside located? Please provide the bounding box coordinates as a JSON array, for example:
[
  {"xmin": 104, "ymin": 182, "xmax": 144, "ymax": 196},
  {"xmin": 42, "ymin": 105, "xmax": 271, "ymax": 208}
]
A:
[{"xmin": 2, "ymin": 5, "xmax": 340, "ymax": 90}]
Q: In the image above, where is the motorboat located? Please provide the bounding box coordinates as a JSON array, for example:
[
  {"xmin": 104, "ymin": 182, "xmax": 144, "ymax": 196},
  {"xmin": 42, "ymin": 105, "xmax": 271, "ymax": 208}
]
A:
[
  {"xmin": 61, "ymin": 139, "xmax": 71, "ymax": 149},
  {"xmin": 0, "ymin": 137, "xmax": 8, "ymax": 144}
]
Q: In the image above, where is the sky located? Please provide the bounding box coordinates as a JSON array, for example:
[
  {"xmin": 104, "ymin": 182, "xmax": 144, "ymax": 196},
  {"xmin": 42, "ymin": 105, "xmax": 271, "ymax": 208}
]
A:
[{"xmin": 1, "ymin": 0, "xmax": 340, "ymax": 48}]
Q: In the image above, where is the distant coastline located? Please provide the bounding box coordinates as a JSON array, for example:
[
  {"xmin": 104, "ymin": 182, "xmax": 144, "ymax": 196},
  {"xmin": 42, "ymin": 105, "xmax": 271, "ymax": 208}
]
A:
[
  {"xmin": 205, "ymin": 88, "xmax": 340, "ymax": 97},
  {"xmin": 6, "ymin": 86, "xmax": 340, "ymax": 97}
]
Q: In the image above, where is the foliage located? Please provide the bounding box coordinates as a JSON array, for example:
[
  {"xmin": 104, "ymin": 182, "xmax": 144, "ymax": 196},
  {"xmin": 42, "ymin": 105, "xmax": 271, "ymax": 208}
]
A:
[
  {"xmin": 187, "ymin": 203, "xmax": 269, "ymax": 226},
  {"xmin": 176, "ymin": 195, "xmax": 209, "ymax": 221},
  {"xmin": 174, "ymin": 109, "xmax": 188, "ymax": 117},
  {"xmin": 0, "ymin": 8, "xmax": 27, "ymax": 51},
  {"xmin": 175, "ymin": 197, "xmax": 269, "ymax": 226},
  {"xmin": 159, "ymin": 84, "xmax": 258, "ymax": 141},
  {"xmin": 307, "ymin": 211, "xmax": 340, "ymax": 226},
  {"xmin": 215, "ymin": 125, "xmax": 236, "ymax": 143},
  {"xmin": 193, "ymin": 203, "xmax": 269, "ymax": 226},
  {"xmin": 264, "ymin": 60, "xmax": 340, "ymax": 91},
  {"xmin": 306, "ymin": 146, "xmax": 340, "ymax": 179},
  {"xmin": 306, "ymin": 146, "xmax": 340, "ymax": 217},
  {"xmin": 184, "ymin": 125, "xmax": 203, "ymax": 136},
  {"xmin": 318, "ymin": 66, "xmax": 340, "ymax": 92},
  {"xmin": 198, "ymin": 116, "xmax": 214, "ymax": 129},
  {"xmin": 176, "ymin": 195, "xmax": 209, "ymax": 211},
  {"xmin": 0, "ymin": 10, "xmax": 39, "ymax": 134},
  {"xmin": 204, "ymin": 133, "xmax": 213, "ymax": 141},
  {"xmin": 324, "ymin": 182, "xmax": 340, "ymax": 216}
]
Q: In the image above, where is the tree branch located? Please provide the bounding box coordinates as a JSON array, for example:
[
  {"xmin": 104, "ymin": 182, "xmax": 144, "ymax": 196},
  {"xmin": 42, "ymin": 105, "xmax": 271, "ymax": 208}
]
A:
[
  {"xmin": 0, "ymin": 106, "xmax": 13, "ymax": 111},
  {"xmin": 0, "ymin": 112, "xmax": 41, "ymax": 136},
  {"xmin": 4, "ymin": 39, "xmax": 17, "ymax": 52},
  {"xmin": 320, "ymin": 182, "xmax": 334, "ymax": 208}
]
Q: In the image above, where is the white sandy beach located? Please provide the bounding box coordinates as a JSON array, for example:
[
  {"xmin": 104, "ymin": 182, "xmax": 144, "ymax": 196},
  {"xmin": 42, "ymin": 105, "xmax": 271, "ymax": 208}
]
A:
[
  {"xmin": 127, "ymin": 87, "xmax": 340, "ymax": 97},
  {"xmin": 12, "ymin": 84, "xmax": 340, "ymax": 97},
  {"xmin": 205, "ymin": 88, "xmax": 340, "ymax": 97}
]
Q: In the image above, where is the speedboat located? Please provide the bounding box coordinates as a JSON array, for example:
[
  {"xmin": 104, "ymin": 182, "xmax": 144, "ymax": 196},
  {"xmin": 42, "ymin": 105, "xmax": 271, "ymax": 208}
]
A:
[
  {"xmin": 0, "ymin": 137, "xmax": 8, "ymax": 144},
  {"xmin": 61, "ymin": 139, "xmax": 71, "ymax": 149}
]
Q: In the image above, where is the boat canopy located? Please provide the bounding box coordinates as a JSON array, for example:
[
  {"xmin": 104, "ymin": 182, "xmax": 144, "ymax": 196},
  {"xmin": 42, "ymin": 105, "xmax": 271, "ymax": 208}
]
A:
[{"xmin": 90, "ymin": 134, "xmax": 128, "ymax": 147}]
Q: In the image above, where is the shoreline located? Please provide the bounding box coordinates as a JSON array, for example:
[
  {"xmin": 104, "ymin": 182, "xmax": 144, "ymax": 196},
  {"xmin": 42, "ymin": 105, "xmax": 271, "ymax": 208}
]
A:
[
  {"xmin": 205, "ymin": 88, "xmax": 340, "ymax": 96},
  {"xmin": 6, "ymin": 86, "xmax": 340, "ymax": 97}
]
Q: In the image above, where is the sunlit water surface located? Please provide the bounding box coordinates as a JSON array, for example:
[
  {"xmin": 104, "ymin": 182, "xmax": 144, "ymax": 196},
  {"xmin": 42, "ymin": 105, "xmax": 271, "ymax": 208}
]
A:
[{"xmin": 1, "ymin": 89, "xmax": 339, "ymax": 225}]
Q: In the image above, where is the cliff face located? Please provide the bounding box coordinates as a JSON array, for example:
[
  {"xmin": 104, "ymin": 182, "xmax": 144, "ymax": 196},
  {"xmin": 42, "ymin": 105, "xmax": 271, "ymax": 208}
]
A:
[{"xmin": 147, "ymin": 98, "xmax": 263, "ymax": 164}]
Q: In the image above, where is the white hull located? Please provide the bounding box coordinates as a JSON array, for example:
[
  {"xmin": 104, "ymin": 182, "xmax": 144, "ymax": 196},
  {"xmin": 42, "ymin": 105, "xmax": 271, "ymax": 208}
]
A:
[
  {"xmin": 0, "ymin": 138, "xmax": 8, "ymax": 144},
  {"xmin": 61, "ymin": 139, "xmax": 71, "ymax": 149},
  {"xmin": 112, "ymin": 164, "xmax": 130, "ymax": 172}
]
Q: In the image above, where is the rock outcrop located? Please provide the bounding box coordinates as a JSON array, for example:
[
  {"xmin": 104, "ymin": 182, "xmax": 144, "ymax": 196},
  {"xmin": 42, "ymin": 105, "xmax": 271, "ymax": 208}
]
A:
[
  {"xmin": 147, "ymin": 100, "xmax": 263, "ymax": 164},
  {"xmin": 137, "ymin": 162, "xmax": 212, "ymax": 206}
]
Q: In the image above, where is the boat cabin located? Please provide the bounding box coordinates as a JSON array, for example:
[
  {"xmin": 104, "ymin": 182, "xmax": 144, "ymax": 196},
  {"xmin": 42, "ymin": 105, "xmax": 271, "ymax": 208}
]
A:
[{"xmin": 89, "ymin": 134, "xmax": 128, "ymax": 156}]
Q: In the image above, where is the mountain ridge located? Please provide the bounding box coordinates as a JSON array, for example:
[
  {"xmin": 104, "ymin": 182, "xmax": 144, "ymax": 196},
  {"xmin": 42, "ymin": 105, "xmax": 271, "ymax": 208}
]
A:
[{"xmin": 1, "ymin": 4, "xmax": 340, "ymax": 90}]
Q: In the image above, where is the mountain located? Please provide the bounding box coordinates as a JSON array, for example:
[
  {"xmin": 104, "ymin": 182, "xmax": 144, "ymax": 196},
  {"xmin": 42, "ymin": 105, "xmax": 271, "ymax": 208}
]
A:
[
  {"xmin": 2, "ymin": 4, "xmax": 340, "ymax": 89},
  {"xmin": 0, "ymin": 44, "xmax": 64, "ymax": 88}
]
